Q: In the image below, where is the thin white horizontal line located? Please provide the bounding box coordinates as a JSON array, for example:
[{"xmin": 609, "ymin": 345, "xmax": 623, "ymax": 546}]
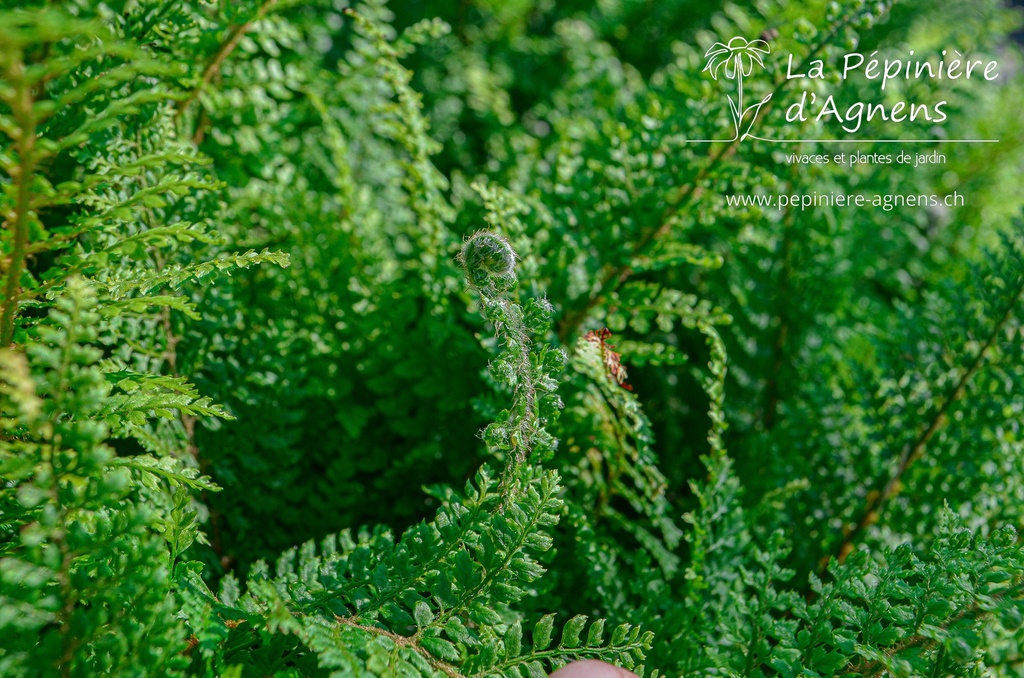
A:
[
  {"xmin": 680, "ymin": 136, "xmax": 1000, "ymax": 144},
  {"xmin": 745, "ymin": 135, "xmax": 1000, "ymax": 144}
]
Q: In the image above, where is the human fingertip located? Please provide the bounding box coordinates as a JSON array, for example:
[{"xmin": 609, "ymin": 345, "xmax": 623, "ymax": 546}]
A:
[{"xmin": 548, "ymin": 659, "xmax": 640, "ymax": 678}]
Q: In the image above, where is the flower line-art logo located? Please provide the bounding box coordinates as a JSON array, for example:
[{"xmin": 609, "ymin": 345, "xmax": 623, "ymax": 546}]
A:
[{"xmin": 702, "ymin": 37, "xmax": 773, "ymax": 142}]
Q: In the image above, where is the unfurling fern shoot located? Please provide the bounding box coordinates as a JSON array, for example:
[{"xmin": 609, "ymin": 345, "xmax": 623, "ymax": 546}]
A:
[
  {"xmin": 459, "ymin": 230, "xmax": 518, "ymax": 291},
  {"xmin": 458, "ymin": 187, "xmax": 565, "ymax": 483}
]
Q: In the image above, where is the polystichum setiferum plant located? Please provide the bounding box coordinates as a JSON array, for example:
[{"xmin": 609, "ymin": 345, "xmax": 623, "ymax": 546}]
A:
[
  {"xmin": 2, "ymin": 0, "xmax": 1024, "ymax": 676},
  {"xmin": 172, "ymin": 215, "xmax": 652, "ymax": 677}
]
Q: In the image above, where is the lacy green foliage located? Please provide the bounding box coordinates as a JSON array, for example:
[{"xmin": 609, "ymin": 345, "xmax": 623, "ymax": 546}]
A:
[
  {"xmin": 165, "ymin": 0, "xmax": 488, "ymax": 569},
  {"xmin": 668, "ymin": 503, "xmax": 1024, "ymax": 677},
  {"xmin": 460, "ymin": 185, "xmax": 565, "ymax": 470},
  {"xmin": 0, "ymin": 4, "xmax": 276, "ymax": 675},
  {"xmin": 0, "ymin": 282, "xmax": 213, "ymax": 676},
  {"xmin": 179, "ymin": 466, "xmax": 650, "ymax": 677},
  {"xmin": 0, "ymin": 7, "xmax": 286, "ymax": 334},
  {"xmin": 3, "ymin": 0, "xmax": 1024, "ymax": 676},
  {"xmin": 175, "ymin": 239, "xmax": 651, "ymax": 677}
]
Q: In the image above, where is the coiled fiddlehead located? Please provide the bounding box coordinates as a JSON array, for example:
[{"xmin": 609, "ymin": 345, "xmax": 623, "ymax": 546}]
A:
[{"xmin": 458, "ymin": 185, "xmax": 565, "ymax": 487}]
